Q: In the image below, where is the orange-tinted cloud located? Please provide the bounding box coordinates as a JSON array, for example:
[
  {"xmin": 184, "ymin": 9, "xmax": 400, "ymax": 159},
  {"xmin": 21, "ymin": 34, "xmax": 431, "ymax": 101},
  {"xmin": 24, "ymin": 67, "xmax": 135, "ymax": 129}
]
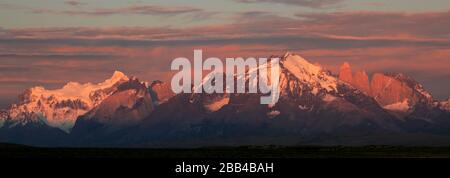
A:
[{"xmin": 0, "ymin": 10, "xmax": 449, "ymax": 106}]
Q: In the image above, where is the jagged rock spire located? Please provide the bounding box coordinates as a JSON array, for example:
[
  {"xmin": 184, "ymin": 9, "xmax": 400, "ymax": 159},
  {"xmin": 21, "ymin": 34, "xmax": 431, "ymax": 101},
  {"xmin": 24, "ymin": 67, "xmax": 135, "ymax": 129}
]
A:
[
  {"xmin": 339, "ymin": 62, "xmax": 353, "ymax": 84},
  {"xmin": 353, "ymin": 70, "xmax": 370, "ymax": 94}
]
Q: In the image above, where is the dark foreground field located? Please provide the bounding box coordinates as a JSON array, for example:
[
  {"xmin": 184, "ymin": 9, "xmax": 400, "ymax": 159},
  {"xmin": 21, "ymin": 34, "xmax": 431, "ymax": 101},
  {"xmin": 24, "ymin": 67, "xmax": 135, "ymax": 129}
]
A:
[{"xmin": 3, "ymin": 143, "xmax": 450, "ymax": 158}]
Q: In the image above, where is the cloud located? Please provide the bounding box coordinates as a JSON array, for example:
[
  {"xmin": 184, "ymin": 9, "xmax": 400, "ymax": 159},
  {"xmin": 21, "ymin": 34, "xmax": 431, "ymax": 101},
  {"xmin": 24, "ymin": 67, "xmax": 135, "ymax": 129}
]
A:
[
  {"xmin": 0, "ymin": 52, "xmax": 120, "ymax": 60},
  {"xmin": 361, "ymin": 2, "xmax": 385, "ymax": 7},
  {"xmin": 1, "ymin": 11, "xmax": 449, "ymax": 51},
  {"xmin": 39, "ymin": 5, "xmax": 204, "ymax": 16},
  {"xmin": 0, "ymin": 3, "xmax": 209, "ymax": 17},
  {"xmin": 294, "ymin": 11, "xmax": 450, "ymax": 39},
  {"xmin": 230, "ymin": 11, "xmax": 293, "ymax": 23},
  {"xmin": 234, "ymin": 0, "xmax": 344, "ymax": 8},
  {"xmin": 0, "ymin": 10, "xmax": 449, "ymax": 102},
  {"xmin": 65, "ymin": 0, "xmax": 85, "ymax": 6},
  {"xmin": 2, "ymin": 11, "xmax": 449, "ymax": 51}
]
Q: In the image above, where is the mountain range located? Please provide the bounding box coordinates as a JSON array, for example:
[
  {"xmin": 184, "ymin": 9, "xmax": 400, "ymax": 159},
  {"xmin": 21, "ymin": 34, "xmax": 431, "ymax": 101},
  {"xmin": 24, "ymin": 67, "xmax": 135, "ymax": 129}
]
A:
[{"xmin": 0, "ymin": 53, "xmax": 449, "ymax": 147}]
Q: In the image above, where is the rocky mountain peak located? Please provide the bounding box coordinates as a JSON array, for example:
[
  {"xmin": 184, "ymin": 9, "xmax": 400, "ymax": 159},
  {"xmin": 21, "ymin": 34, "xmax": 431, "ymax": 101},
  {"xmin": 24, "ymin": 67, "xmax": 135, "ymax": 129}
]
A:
[
  {"xmin": 149, "ymin": 80, "xmax": 175, "ymax": 105},
  {"xmin": 370, "ymin": 72, "xmax": 434, "ymax": 114},
  {"xmin": 353, "ymin": 70, "xmax": 370, "ymax": 94},
  {"xmin": 438, "ymin": 98, "xmax": 450, "ymax": 111},
  {"xmin": 339, "ymin": 62, "xmax": 353, "ymax": 84},
  {"xmin": 80, "ymin": 77, "xmax": 153, "ymax": 127}
]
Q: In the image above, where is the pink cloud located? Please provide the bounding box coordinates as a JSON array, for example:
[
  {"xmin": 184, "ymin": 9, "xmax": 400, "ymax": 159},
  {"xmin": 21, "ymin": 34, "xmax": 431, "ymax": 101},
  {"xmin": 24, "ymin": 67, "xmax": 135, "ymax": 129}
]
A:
[
  {"xmin": 234, "ymin": 0, "xmax": 344, "ymax": 9},
  {"xmin": 0, "ymin": 10, "xmax": 450, "ymax": 102}
]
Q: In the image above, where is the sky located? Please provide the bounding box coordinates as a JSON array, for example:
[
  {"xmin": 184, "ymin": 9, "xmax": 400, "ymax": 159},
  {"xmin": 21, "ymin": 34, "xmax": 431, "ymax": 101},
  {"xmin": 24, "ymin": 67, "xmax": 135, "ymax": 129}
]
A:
[{"xmin": 0, "ymin": 0, "xmax": 449, "ymax": 107}]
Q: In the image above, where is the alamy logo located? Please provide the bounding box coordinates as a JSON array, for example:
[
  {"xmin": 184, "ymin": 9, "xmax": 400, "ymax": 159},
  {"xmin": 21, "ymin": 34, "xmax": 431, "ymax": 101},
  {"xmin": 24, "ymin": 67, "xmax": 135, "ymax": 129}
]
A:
[{"xmin": 171, "ymin": 50, "xmax": 281, "ymax": 105}]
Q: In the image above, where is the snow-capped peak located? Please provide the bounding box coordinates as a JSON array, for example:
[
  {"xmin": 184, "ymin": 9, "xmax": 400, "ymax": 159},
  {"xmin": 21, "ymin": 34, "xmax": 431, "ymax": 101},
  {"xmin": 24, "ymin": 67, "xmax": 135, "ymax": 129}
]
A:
[
  {"xmin": 101, "ymin": 71, "xmax": 129, "ymax": 87},
  {"xmin": 27, "ymin": 71, "xmax": 129, "ymax": 108},
  {"xmin": 3, "ymin": 71, "xmax": 130, "ymax": 132},
  {"xmin": 281, "ymin": 53, "xmax": 337, "ymax": 93},
  {"xmin": 282, "ymin": 53, "xmax": 322, "ymax": 75}
]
